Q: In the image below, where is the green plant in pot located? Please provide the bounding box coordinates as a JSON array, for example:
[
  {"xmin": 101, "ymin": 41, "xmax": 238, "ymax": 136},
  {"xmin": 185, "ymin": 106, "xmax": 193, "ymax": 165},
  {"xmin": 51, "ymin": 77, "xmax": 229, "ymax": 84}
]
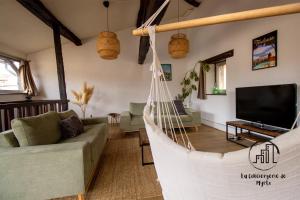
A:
[{"xmin": 177, "ymin": 61, "xmax": 209, "ymax": 103}]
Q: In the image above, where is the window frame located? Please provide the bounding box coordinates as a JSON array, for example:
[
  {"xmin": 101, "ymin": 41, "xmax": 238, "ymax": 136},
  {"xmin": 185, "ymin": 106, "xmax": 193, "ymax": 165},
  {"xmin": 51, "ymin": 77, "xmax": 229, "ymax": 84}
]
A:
[
  {"xmin": 0, "ymin": 54, "xmax": 25, "ymax": 95},
  {"xmin": 205, "ymin": 60, "xmax": 227, "ymax": 95},
  {"xmin": 214, "ymin": 60, "xmax": 226, "ymax": 90},
  {"xmin": 202, "ymin": 49, "xmax": 234, "ymax": 96}
]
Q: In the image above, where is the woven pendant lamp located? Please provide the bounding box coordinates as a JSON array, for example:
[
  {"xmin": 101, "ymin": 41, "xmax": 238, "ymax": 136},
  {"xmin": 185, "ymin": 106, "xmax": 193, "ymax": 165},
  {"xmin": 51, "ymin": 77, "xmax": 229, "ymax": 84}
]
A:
[
  {"xmin": 168, "ymin": 33, "xmax": 189, "ymax": 58},
  {"xmin": 97, "ymin": 31, "xmax": 120, "ymax": 59},
  {"xmin": 168, "ymin": 0, "xmax": 189, "ymax": 59},
  {"xmin": 97, "ymin": 0, "xmax": 120, "ymax": 60}
]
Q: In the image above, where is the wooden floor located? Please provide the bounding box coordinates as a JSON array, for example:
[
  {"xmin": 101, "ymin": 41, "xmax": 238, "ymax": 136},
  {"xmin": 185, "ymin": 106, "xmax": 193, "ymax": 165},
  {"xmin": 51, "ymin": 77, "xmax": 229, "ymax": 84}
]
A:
[{"xmin": 57, "ymin": 125, "xmax": 243, "ymax": 200}]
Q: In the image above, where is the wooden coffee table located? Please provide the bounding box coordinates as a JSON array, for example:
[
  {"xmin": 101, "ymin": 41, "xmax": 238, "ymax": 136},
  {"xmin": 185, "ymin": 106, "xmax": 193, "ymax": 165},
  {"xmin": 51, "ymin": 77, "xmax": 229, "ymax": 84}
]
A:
[
  {"xmin": 226, "ymin": 120, "xmax": 284, "ymax": 147},
  {"xmin": 139, "ymin": 128, "xmax": 154, "ymax": 166}
]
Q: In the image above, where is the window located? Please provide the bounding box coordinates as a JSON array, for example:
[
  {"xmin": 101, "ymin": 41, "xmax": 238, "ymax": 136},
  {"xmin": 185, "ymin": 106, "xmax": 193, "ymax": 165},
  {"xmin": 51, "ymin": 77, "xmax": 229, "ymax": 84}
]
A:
[
  {"xmin": 0, "ymin": 57, "xmax": 21, "ymax": 93},
  {"xmin": 203, "ymin": 50, "xmax": 233, "ymax": 95},
  {"xmin": 205, "ymin": 61, "xmax": 227, "ymax": 95},
  {"xmin": 216, "ymin": 61, "xmax": 226, "ymax": 90}
]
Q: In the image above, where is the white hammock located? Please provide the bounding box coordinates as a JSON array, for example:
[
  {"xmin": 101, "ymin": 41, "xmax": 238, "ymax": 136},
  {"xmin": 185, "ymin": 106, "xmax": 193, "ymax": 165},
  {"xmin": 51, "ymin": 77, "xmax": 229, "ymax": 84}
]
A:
[{"xmin": 142, "ymin": 2, "xmax": 300, "ymax": 199}]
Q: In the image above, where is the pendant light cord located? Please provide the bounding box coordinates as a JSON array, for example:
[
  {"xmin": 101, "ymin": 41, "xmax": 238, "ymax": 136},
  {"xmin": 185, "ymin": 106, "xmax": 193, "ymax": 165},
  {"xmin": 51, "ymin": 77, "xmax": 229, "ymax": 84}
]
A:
[
  {"xmin": 103, "ymin": 0, "xmax": 110, "ymax": 32},
  {"xmin": 177, "ymin": 0, "xmax": 179, "ymax": 23},
  {"xmin": 177, "ymin": 0, "xmax": 179, "ymax": 34},
  {"xmin": 106, "ymin": 6, "xmax": 109, "ymax": 32}
]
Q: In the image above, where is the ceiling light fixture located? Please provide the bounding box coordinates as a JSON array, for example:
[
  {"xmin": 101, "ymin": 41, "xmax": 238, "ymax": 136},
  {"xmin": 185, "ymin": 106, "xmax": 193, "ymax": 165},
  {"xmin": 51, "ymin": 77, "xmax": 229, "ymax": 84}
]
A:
[
  {"xmin": 168, "ymin": 0, "xmax": 189, "ymax": 59},
  {"xmin": 96, "ymin": 0, "xmax": 120, "ymax": 60}
]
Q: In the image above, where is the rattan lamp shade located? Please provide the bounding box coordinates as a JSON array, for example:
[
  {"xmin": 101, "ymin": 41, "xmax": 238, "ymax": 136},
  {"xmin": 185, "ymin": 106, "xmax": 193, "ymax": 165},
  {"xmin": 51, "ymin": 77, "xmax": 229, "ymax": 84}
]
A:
[
  {"xmin": 97, "ymin": 31, "xmax": 120, "ymax": 59},
  {"xmin": 168, "ymin": 33, "xmax": 189, "ymax": 59}
]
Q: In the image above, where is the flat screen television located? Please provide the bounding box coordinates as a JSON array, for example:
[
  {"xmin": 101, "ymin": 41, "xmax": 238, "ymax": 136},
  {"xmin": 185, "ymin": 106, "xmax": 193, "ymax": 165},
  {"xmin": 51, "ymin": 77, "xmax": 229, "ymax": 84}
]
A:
[{"xmin": 236, "ymin": 84, "xmax": 297, "ymax": 129}]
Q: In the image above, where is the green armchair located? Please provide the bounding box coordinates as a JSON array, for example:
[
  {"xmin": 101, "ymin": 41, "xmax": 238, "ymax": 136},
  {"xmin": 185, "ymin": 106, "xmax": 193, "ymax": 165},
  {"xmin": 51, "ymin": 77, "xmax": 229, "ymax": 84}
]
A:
[{"xmin": 120, "ymin": 102, "xmax": 201, "ymax": 133}]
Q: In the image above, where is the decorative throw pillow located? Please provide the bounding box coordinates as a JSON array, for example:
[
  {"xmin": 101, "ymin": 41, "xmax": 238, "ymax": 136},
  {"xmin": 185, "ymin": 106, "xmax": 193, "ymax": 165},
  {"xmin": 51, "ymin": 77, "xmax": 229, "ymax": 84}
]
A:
[
  {"xmin": 11, "ymin": 111, "xmax": 61, "ymax": 146},
  {"xmin": 58, "ymin": 110, "xmax": 79, "ymax": 120},
  {"xmin": 60, "ymin": 115, "xmax": 84, "ymax": 139},
  {"xmin": 173, "ymin": 100, "xmax": 187, "ymax": 115}
]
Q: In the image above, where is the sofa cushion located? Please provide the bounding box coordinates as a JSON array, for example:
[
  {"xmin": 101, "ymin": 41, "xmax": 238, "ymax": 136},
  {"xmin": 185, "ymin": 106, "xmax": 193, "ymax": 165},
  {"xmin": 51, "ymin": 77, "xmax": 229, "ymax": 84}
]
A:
[
  {"xmin": 0, "ymin": 141, "xmax": 92, "ymax": 200},
  {"xmin": 11, "ymin": 111, "xmax": 61, "ymax": 146},
  {"xmin": 0, "ymin": 130, "xmax": 19, "ymax": 147},
  {"xmin": 81, "ymin": 117, "xmax": 107, "ymax": 126},
  {"xmin": 152, "ymin": 102, "xmax": 175, "ymax": 115},
  {"xmin": 131, "ymin": 114, "xmax": 193, "ymax": 127},
  {"xmin": 173, "ymin": 100, "xmax": 187, "ymax": 115},
  {"xmin": 84, "ymin": 124, "xmax": 107, "ymax": 167},
  {"xmin": 177, "ymin": 115, "xmax": 193, "ymax": 122},
  {"xmin": 131, "ymin": 116, "xmax": 145, "ymax": 126},
  {"xmin": 160, "ymin": 115, "xmax": 193, "ymax": 123},
  {"xmin": 61, "ymin": 123, "xmax": 107, "ymax": 169},
  {"xmin": 60, "ymin": 115, "xmax": 84, "ymax": 139},
  {"xmin": 61, "ymin": 124, "xmax": 106, "ymax": 144},
  {"xmin": 129, "ymin": 102, "xmax": 146, "ymax": 116},
  {"xmin": 58, "ymin": 110, "xmax": 78, "ymax": 120}
]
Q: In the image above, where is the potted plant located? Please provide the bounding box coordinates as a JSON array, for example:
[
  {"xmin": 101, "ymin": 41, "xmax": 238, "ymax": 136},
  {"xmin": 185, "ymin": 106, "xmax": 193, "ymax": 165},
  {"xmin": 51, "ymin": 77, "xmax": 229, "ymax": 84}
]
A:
[
  {"xmin": 177, "ymin": 61, "xmax": 209, "ymax": 107},
  {"xmin": 71, "ymin": 82, "xmax": 94, "ymax": 118}
]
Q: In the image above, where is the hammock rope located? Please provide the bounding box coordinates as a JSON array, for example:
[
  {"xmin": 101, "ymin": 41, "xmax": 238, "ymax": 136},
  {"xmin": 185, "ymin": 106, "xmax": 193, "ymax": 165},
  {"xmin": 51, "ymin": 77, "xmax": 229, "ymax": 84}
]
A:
[
  {"xmin": 138, "ymin": 0, "xmax": 170, "ymax": 31},
  {"xmin": 140, "ymin": 2, "xmax": 300, "ymax": 199},
  {"xmin": 139, "ymin": 0, "xmax": 300, "ymax": 152},
  {"xmin": 146, "ymin": 25, "xmax": 193, "ymax": 150}
]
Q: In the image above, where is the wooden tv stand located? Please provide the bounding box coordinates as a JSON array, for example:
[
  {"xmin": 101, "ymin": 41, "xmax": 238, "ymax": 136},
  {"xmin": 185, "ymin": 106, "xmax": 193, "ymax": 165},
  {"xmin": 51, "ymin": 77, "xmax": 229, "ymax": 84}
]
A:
[{"xmin": 226, "ymin": 121, "xmax": 285, "ymax": 147}]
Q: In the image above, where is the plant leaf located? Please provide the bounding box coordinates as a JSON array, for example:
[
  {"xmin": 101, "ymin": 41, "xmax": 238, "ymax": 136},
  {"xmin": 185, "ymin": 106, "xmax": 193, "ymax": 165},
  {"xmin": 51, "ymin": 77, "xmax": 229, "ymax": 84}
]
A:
[
  {"xmin": 185, "ymin": 79, "xmax": 190, "ymax": 85},
  {"xmin": 189, "ymin": 72, "xmax": 194, "ymax": 79}
]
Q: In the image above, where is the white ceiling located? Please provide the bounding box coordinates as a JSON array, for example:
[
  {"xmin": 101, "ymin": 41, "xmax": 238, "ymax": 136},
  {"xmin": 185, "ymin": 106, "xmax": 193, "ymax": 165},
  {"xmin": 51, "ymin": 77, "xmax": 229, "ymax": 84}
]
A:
[{"xmin": 0, "ymin": 0, "xmax": 194, "ymax": 55}]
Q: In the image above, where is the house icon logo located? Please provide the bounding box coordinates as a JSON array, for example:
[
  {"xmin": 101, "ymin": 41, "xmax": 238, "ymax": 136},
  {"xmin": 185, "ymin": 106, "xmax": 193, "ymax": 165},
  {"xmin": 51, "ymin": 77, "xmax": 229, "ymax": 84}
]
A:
[{"xmin": 248, "ymin": 141, "xmax": 280, "ymax": 171}]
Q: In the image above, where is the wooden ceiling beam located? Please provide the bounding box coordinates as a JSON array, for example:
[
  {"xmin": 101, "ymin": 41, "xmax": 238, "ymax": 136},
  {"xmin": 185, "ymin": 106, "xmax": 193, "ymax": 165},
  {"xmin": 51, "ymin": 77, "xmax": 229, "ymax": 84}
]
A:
[
  {"xmin": 53, "ymin": 25, "xmax": 68, "ymax": 108},
  {"xmin": 136, "ymin": 0, "xmax": 169, "ymax": 64},
  {"xmin": 184, "ymin": 0, "xmax": 201, "ymax": 7},
  {"xmin": 17, "ymin": 0, "xmax": 82, "ymax": 46}
]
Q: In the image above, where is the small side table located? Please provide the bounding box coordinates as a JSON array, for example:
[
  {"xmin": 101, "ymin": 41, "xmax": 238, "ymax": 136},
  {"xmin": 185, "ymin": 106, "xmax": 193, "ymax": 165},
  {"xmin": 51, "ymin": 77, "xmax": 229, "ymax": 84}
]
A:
[
  {"xmin": 139, "ymin": 128, "xmax": 154, "ymax": 166},
  {"xmin": 108, "ymin": 113, "xmax": 120, "ymax": 125}
]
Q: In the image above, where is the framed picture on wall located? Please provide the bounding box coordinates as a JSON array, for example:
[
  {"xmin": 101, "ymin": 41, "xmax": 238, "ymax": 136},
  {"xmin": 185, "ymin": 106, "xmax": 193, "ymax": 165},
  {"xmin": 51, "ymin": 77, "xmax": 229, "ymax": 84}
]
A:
[
  {"xmin": 161, "ymin": 64, "xmax": 172, "ymax": 81},
  {"xmin": 252, "ymin": 30, "xmax": 277, "ymax": 71}
]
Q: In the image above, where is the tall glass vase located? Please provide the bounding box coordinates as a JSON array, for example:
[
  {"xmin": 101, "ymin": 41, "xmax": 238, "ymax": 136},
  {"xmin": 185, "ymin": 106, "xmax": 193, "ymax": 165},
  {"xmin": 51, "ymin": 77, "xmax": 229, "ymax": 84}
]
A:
[{"xmin": 81, "ymin": 104, "xmax": 87, "ymax": 119}]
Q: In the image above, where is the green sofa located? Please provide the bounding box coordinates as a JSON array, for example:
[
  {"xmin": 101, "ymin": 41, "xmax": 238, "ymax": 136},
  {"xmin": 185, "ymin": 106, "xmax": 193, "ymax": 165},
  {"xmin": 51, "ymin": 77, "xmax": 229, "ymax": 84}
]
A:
[
  {"xmin": 0, "ymin": 110, "xmax": 108, "ymax": 200},
  {"xmin": 120, "ymin": 102, "xmax": 201, "ymax": 132}
]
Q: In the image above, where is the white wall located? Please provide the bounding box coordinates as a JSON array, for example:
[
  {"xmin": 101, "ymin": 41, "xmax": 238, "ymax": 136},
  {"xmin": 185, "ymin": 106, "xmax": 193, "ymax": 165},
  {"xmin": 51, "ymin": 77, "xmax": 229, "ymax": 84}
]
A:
[
  {"xmin": 28, "ymin": 27, "xmax": 192, "ymax": 117},
  {"xmin": 187, "ymin": 0, "xmax": 300, "ymax": 131},
  {"xmin": 27, "ymin": 0, "xmax": 300, "ymax": 126}
]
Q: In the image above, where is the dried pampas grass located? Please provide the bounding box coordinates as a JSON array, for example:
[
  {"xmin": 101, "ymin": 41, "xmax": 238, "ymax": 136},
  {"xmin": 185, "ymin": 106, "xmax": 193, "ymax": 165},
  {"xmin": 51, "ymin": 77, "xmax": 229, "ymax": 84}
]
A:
[{"xmin": 71, "ymin": 82, "xmax": 94, "ymax": 118}]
